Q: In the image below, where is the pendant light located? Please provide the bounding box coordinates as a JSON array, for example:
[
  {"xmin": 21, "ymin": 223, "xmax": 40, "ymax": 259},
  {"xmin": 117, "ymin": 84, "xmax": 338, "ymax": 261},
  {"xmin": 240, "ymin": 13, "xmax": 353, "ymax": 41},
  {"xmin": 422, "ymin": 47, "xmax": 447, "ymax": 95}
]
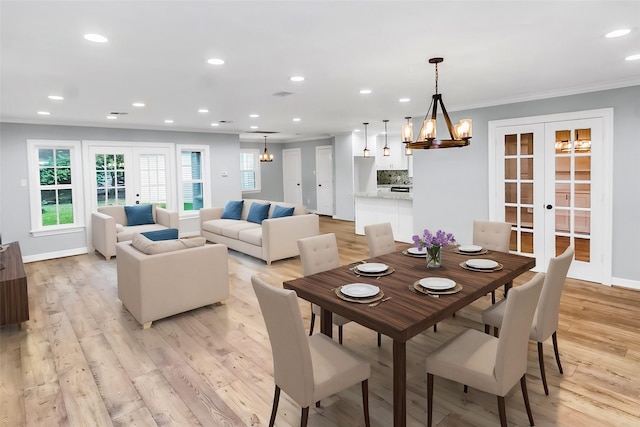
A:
[
  {"xmin": 383, "ymin": 119, "xmax": 390, "ymax": 156},
  {"xmin": 362, "ymin": 122, "xmax": 370, "ymax": 157},
  {"xmin": 259, "ymin": 135, "xmax": 273, "ymax": 162}
]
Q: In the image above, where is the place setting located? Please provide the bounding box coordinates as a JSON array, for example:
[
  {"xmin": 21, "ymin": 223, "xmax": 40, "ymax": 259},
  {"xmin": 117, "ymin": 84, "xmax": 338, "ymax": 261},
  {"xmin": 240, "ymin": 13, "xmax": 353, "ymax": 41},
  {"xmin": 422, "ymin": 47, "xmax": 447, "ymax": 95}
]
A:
[
  {"xmin": 402, "ymin": 246, "xmax": 427, "ymax": 257},
  {"xmin": 334, "ymin": 283, "xmax": 388, "ymax": 305},
  {"xmin": 452, "ymin": 244, "xmax": 489, "ymax": 256},
  {"xmin": 351, "ymin": 262, "xmax": 395, "ymax": 278},
  {"xmin": 411, "ymin": 277, "xmax": 463, "ymax": 296},
  {"xmin": 459, "ymin": 258, "xmax": 504, "ymax": 272}
]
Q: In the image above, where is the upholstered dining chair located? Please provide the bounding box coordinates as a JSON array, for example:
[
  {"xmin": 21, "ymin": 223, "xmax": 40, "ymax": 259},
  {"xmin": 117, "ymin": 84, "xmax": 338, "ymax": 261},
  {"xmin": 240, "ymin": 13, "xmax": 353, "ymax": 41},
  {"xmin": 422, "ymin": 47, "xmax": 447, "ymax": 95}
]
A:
[
  {"xmin": 473, "ymin": 220, "xmax": 512, "ymax": 304},
  {"xmin": 297, "ymin": 233, "xmax": 352, "ymax": 344},
  {"xmin": 482, "ymin": 247, "xmax": 574, "ymax": 395},
  {"xmin": 364, "ymin": 222, "xmax": 396, "ymax": 258},
  {"xmin": 251, "ymin": 276, "xmax": 371, "ymax": 427},
  {"xmin": 425, "ymin": 273, "xmax": 544, "ymax": 427}
]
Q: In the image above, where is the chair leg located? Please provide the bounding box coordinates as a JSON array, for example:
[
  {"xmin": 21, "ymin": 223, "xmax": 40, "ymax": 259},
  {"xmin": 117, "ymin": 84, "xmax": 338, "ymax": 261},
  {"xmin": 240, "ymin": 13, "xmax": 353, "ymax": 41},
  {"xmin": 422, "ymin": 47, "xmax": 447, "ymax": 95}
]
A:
[
  {"xmin": 377, "ymin": 332, "xmax": 382, "ymax": 347},
  {"xmin": 338, "ymin": 325, "xmax": 343, "ymax": 344},
  {"xmin": 484, "ymin": 324, "xmax": 490, "ymax": 334},
  {"xmin": 493, "ymin": 327, "xmax": 499, "ymax": 338},
  {"xmin": 433, "ymin": 323, "xmax": 437, "ymax": 332},
  {"xmin": 538, "ymin": 341, "xmax": 549, "ymax": 395},
  {"xmin": 520, "ymin": 375, "xmax": 535, "ymax": 426},
  {"xmin": 427, "ymin": 373, "xmax": 434, "ymax": 427},
  {"xmin": 463, "ymin": 384, "xmax": 468, "ymax": 394},
  {"xmin": 269, "ymin": 385, "xmax": 280, "ymax": 427},
  {"xmin": 497, "ymin": 395, "xmax": 507, "ymax": 427},
  {"xmin": 315, "ymin": 401, "xmax": 321, "ymax": 408},
  {"xmin": 552, "ymin": 331, "xmax": 564, "ymax": 374},
  {"xmin": 309, "ymin": 307, "xmax": 315, "ymax": 336},
  {"xmin": 491, "ymin": 290, "xmax": 496, "ymax": 304},
  {"xmin": 362, "ymin": 380, "xmax": 371, "ymax": 427},
  {"xmin": 300, "ymin": 407, "xmax": 309, "ymax": 427}
]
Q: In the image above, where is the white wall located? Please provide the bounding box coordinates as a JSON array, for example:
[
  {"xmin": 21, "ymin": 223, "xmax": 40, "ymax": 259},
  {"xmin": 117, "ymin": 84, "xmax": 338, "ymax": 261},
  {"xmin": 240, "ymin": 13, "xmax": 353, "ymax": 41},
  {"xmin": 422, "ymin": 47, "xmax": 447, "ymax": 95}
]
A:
[{"xmin": 333, "ymin": 133, "xmax": 356, "ymax": 220}]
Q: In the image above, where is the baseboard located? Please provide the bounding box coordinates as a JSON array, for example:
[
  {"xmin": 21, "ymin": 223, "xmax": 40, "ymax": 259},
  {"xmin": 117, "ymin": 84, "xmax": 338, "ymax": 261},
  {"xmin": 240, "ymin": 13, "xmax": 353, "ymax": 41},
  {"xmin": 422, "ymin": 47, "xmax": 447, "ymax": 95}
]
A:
[
  {"xmin": 23, "ymin": 247, "xmax": 89, "ymax": 263},
  {"xmin": 610, "ymin": 277, "xmax": 640, "ymax": 291}
]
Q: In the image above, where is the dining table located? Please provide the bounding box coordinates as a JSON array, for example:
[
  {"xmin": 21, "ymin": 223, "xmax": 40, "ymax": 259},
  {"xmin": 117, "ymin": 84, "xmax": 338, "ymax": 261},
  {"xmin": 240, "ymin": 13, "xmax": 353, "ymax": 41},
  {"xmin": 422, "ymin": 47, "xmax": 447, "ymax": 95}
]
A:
[{"xmin": 283, "ymin": 244, "xmax": 536, "ymax": 427}]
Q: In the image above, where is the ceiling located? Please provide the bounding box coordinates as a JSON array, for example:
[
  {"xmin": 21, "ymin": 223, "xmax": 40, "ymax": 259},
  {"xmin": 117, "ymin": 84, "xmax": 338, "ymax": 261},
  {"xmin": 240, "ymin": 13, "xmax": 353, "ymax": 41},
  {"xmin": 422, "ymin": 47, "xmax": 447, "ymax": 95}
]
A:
[{"xmin": 1, "ymin": 1, "xmax": 639, "ymax": 142}]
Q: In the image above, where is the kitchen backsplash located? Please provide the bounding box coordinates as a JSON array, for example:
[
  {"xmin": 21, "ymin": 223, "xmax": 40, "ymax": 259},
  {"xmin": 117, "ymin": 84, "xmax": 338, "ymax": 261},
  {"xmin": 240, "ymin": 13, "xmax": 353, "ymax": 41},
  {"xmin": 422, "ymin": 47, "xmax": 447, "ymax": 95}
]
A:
[{"xmin": 377, "ymin": 169, "xmax": 412, "ymax": 185}]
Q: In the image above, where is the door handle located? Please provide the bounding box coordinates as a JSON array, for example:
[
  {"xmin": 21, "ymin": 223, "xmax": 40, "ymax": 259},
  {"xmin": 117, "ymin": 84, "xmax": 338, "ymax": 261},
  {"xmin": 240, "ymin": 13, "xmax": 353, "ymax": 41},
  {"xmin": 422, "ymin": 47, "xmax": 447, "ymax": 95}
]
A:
[
  {"xmin": 546, "ymin": 204, "xmax": 553, "ymax": 210},
  {"xmin": 297, "ymin": 183, "xmax": 300, "ymax": 186},
  {"xmin": 318, "ymin": 184, "xmax": 322, "ymax": 187}
]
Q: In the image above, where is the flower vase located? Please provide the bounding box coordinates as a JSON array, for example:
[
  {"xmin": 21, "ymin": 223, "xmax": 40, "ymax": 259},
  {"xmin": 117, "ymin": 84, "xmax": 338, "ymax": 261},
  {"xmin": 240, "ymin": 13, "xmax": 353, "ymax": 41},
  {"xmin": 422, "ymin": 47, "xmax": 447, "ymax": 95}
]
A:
[{"xmin": 426, "ymin": 245, "xmax": 442, "ymax": 269}]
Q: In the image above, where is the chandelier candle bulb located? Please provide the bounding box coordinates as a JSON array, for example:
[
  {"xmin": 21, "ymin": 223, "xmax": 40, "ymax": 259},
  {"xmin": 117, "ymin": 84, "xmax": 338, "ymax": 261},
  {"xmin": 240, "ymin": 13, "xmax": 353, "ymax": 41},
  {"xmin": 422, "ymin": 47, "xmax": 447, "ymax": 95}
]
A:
[
  {"xmin": 422, "ymin": 119, "xmax": 436, "ymax": 140},
  {"xmin": 402, "ymin": 117, "xmax": 413, "ymax": 142}
]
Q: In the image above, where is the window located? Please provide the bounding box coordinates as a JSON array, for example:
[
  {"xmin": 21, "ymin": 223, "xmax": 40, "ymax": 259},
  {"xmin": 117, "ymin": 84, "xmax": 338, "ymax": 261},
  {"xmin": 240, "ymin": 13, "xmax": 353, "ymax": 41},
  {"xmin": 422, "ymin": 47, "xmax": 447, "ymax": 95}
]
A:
[
  {"xmin": 177, "ymin": 145, "xmax": 210, "ymax": 216},
  {"xmin": 27, "ymin": 140, "xmax": 85, "ymax": 236},
  {"xmin": 240, "ymin": 149, "xmax": 261, "ymax": 192}
]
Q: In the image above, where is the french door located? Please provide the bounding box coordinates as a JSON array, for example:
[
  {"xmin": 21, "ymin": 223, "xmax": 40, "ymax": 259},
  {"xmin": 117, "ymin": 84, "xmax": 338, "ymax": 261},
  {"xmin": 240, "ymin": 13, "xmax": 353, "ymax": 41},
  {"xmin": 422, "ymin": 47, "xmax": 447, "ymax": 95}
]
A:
[{"xmin": 491, "ymin": 110, "xmax": 612, "ymax": 283}]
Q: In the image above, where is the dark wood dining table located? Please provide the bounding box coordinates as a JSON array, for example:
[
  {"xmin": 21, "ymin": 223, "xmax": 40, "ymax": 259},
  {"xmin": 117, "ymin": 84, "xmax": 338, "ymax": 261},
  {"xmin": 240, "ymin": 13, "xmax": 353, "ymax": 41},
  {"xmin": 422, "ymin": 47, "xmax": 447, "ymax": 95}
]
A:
[{"xmin": 283, "ymin": 244, "xmax": 535, "ymax": 427}]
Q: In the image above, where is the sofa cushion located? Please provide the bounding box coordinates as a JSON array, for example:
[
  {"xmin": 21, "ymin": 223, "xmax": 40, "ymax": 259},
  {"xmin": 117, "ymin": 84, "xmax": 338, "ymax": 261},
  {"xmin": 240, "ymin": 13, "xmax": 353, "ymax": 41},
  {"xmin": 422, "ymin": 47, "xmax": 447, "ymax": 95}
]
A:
[
  {"xmin": 141, "ymin": 228, "xmax": 179, "ymax": 241},
  {"xmin": 125, "ymin": 204, "xmax": 154, "ymax": 226},
  {"xmin": 115, "ymin": 223, "xmax": 125, "ymax": 233},
  {"xmin": 221, "ymin": 200, "xmax": 244, "ymax": 220},
  {"xmin": 221, "ymin": 222, "xmax": 261, "ymax": 240},
  {"xmin": 202, "ymin": 219, "xmax": 243, "ymax": 235},
  {"xmin": 247, "ymin": 202, "xmax": 271, "ymax": 224},
  {"xmin": 238, "ymin": 227, "xmax": 263, "ymax": 246},
  {"xmin": 131, "ymin": 234, "xmax": 206, "ymax": 255},
  {"xmin": 117, "ymin": 224, "xmax": 167, "ymax": 242},
  {"xmin": 272, "ymin": 204, "xmax": 295, "ymax": 218}
]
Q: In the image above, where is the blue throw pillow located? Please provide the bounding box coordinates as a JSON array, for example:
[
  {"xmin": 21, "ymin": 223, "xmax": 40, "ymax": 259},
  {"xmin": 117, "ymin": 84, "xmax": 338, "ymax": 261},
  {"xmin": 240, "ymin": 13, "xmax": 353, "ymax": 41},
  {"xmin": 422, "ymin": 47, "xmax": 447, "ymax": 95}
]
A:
[
  {"xmin": 125, "ymin": 204, "xmax": 154, "ymax": 226},
  {"xmin": 247, "ymin": 202, "xmax": 271, "ymax": 224},
  {"xmin": 221, "ymin": 200, "xmax": 244, "ymax": 220},
  {"xmin": 141, "ymin": 228, "xmax": 179, "ymax": 241},
  {"xmin": 272, "ymin": 205, "xmax": 295, "ymax": 218}
]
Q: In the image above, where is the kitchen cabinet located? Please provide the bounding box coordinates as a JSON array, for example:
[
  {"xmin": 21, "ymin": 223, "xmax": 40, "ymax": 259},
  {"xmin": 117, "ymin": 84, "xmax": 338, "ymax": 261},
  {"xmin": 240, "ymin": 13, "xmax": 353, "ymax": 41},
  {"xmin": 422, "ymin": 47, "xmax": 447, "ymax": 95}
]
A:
[{"xmin": 355, "ymin": 194, "xmax": 413, "ymax": 243}]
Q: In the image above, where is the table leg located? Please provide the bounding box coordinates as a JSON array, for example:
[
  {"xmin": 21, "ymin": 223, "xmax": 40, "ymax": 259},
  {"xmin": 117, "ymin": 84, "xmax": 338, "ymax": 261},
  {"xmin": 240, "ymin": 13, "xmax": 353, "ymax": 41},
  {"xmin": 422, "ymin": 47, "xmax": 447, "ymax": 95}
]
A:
[
  {"xmin": 393, "ymin": 340, "xmax": 407, "ymax": 427},
  {"xmin": 504, "ymin": 280, "xmax": 513, "ymax": 297},
  {"xmin": 320, "ymin": 308, "xmax": 333, "ymax": 338}
]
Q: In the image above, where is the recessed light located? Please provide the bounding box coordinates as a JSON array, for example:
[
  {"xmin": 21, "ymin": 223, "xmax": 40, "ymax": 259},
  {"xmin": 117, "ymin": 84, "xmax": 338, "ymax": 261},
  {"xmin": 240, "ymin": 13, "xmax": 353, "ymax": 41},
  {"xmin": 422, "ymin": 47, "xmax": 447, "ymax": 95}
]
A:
[
  {"xmin": 354, "ymin": 129, "xmax": 361, "ymax": 132},
  {"xmin": 48, "ymin": 95, "xmax": 64, "ymax": 101},
  {"xmin": 605, "ymin": 29, "xmax": 631, "ymax": 38},
  {"xmin": 210, "ymin": 123, "xmax": 220, "ymax": 127},
  {"xmin": 292, "ymin": 117, "xmax": 301, "ymax": 122},
  {"xmin": 198, "ymin": 108, "xmax": 209, "ymax": 113},
  {"xmin": 132, "ymin": 102, "xmax": 145, "ymax": 107},
  {"xmin": 106, "ymin": 115, "xmax": 117, "ymax": 120},
  {"xmin": 360, "ymin": 89, "xmax": 372, "ymax": 94},
  {"xmin": 207, "ymin": 58, "xmax": 225, "ymax": 65},
  {"xmin": 37, "ymin": 111, "xmax": 50, "ymax": 116},
  {"xmin": 290, "ymin": 76, "xmax": 305, "ymax": 82},
  {"xmin": 84, "ymin": 33, "xmax": 108, "ymax": 43},
  {"xmin": 249, "ymin": 114, "xmax": 260, "ymax": 118},
  {"xmin": 164, "ymin": 119, "xmax": 174, "ymax": 124},
  {"xmin": 625, "ymin": 53, "xmax": 640, "ymax": 61},
  {"xmin": 399, "ymin": 98, "xmax": 410, "ymax": 103},
  {"xmin": 250, "ymin": 125, "xmax": 258, "ymax": 129}
]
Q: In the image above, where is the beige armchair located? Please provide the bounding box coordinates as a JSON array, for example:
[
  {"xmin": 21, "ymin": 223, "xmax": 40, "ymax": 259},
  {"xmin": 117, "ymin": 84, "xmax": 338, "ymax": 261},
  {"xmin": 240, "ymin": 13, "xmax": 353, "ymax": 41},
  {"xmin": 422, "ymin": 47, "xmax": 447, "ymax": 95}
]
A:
[
  {"xmin": 251, "ymin": 276, "xmax": 371, "ymax": 427},
  {"xmin": 92, "ymin": 204, "xmax": 178, "ymax": 260},
  {"xmin": 483, "ymin": 247, "xmax": 574, "ymax": 395},
  {"xmin": 473, "ymin": 220, "xmax": 512, "ymax": 303},
  {"xmin": 426, "ymin": 273, "xmax": 544, "ymax": 427},
  {"xmin": 116, "ymin": 237, "xmax": 229, "ymax": 328},
  {"xmin": 364, "ymin": 222, "xmax": 396, "ymax": 258}
]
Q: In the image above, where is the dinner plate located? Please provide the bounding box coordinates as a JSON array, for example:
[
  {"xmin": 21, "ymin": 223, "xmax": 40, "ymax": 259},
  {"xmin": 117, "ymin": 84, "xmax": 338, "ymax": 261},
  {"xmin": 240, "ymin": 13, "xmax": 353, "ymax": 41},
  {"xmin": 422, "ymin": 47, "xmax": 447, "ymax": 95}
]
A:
[
  {"xmin": 341, "ymin": 283, "xmax": 380, "ymax": 298},
  {"xmin": 356, "ymin": 263, "xmax": 389, "ymax": 273},
  {"xmin": 458, "ymin": 245, "xmax": 483, "ymax": 253},
  {"xmin": 419, "ymin": 277, "xmax": 456, "ymax": 290},
  {"xmin": 407, "ymin": 247, "xmax": 427, "ymax": 255},
  {"xmin": 465, "ymin": 259, "xmax": 499, "ymax": 270}
]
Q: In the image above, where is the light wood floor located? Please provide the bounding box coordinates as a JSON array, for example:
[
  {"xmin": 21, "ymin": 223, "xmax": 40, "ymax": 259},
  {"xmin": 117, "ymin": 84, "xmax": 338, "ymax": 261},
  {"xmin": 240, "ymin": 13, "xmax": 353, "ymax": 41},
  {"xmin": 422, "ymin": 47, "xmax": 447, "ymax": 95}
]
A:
[{"xmin": 2, "ymin": 217, "xmax": 639, "ymax": 426}]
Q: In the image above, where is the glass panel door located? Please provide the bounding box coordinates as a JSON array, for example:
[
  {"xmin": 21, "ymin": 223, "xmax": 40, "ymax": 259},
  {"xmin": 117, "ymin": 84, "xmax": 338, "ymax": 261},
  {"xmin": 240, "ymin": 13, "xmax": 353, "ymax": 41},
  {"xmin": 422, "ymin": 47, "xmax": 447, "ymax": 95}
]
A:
[{"xmin": 94, "ymin": 152, "xmax": 127, "ymax": 206}]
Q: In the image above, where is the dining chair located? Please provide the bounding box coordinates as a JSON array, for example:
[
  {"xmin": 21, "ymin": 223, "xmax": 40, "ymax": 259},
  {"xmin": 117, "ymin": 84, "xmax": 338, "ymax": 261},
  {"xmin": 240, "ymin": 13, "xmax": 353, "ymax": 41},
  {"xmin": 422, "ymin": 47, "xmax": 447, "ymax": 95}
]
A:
[
  {"xmin": 482, "ymin": 247, "xmax": 574, "ymax": 395},
  {"xmin": 251, "ymin": 276, "xmax": 371, "ymax": 427},
  {"xmin": 364, "ymin": 222, "xmax": 396, "ymax": 258},
  {"xmin": 425, "ymin": 273, "xmax": 544, "ymax": 427},
  {"xmin": 473, "ymin": 220, "xmax": 512, "ymax": 304}
]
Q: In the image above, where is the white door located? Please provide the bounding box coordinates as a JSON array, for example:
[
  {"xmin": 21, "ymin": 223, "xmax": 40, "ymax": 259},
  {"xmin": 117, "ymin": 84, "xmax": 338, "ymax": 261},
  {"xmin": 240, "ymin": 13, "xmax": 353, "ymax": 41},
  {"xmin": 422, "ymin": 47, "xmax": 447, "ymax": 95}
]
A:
[
  {"xmin": 491, "ymin": 110, "xmax": 612, "ymax": 284},
  {"xmin": 316, "ymin": 145, "xmax": 334, "ymax": 215},
  {"xmin": 282, "ymin": 148, "xmax": 303, "ymax": 205}
]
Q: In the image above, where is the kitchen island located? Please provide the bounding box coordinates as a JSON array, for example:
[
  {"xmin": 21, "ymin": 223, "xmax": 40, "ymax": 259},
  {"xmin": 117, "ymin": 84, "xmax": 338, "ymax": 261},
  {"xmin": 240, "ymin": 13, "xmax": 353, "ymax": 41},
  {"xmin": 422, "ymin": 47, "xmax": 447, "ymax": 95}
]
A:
[{"xmin": 355, "ymin": 188, "xmax": 413, "ymax": 243}]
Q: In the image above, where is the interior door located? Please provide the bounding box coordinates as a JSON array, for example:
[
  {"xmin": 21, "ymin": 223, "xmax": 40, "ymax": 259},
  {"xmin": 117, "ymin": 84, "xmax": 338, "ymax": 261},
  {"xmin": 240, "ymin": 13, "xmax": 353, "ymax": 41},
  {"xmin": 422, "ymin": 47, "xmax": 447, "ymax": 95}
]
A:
[
  {"xmin": 282, "ymin": 148, "xmax": 303, "ymax": 205},
  {"xmin": 316, "ymin": 145, "xmax": 334, "ymax": 216}
]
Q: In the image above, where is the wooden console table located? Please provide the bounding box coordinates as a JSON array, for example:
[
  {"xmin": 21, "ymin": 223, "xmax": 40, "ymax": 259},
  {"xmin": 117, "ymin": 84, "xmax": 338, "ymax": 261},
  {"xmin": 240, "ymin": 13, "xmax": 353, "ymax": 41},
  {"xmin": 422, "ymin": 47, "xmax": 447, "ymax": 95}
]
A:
[{"xmin": 0, "ymin": 242, "xmax": 29, "ymax": 328}]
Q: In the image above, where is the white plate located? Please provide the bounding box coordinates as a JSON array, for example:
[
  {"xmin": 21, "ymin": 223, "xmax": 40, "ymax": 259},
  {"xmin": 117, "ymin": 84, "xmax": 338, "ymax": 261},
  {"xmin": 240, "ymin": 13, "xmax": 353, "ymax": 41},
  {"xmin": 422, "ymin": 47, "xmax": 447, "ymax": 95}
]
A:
[
  {"xmin": 408, "ymin": 247, "xmax": 427, "ymax": 255},
  {"xmin": 419, "ymin": 277, "xmax": 456, "ymax": 290},
  {"xmin": 458, "ymin": 245, "xmax": 483, "ymax": 253},
  {"xmin": 465, "ymin": 259, "xmax": 499, "ymax": 269},
  {"xmin": 357, "ymin": 263, "xmax": 389, "ymax": 273},
  {"xmin": 341, "ymin": 283, "xmax": 380, "ymax": 298}
]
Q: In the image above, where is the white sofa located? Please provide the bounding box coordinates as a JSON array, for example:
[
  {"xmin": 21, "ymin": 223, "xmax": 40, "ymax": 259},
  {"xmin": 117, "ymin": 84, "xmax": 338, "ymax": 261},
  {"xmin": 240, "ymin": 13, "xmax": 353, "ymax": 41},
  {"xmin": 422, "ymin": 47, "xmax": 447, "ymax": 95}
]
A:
[
  {"xmin": 92, "ymin": 204, "xmax": 179, "ymax": 260},
  {"xmin": 200, "ymin": 199, "xmax": 319, "ymax": 264},
  {"xmin": 116, "ymin": 235, "xmax": 229, "ymax": 329}
]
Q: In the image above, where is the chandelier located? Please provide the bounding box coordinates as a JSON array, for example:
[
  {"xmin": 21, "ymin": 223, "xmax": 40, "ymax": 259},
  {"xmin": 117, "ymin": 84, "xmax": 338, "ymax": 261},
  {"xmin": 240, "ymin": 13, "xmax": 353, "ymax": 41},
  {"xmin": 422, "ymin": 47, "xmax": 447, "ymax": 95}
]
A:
[
  {"xmin": 402, "ymin": 57, "xmax": 472, "ymax": 149},
  {"xmin": 259, "ymin": 135, "xmax": 273, "ymax": 162}
]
